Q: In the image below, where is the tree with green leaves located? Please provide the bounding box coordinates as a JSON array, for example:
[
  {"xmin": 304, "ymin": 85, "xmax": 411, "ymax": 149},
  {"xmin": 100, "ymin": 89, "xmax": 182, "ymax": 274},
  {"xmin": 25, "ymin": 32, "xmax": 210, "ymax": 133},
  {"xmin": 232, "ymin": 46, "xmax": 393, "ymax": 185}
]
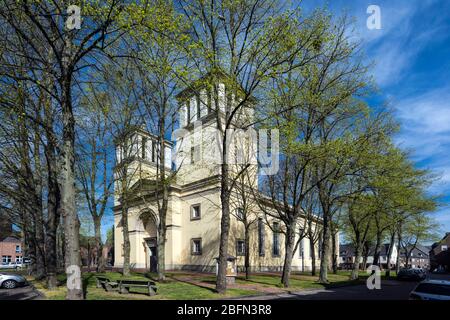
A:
[
  {"xmin": 179, "ymin": 0, "xmax": 327, "ymax": 293},
  {"xmin": 399, "ymin": 213, "xmax": 439, "ymax": 268},
  {"xmin": 129, "ymin": 0, "xmax": 190, "ymax": 281}
]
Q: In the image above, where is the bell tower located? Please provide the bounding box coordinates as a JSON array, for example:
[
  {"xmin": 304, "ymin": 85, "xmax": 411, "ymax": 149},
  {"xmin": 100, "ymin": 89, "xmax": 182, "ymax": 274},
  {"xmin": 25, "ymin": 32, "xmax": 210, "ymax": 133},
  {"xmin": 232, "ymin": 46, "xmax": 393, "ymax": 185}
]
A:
[
  {"xmin": 174, "ymin": 71, "xmax": 257, "ymax": 187},
  {"xmin": 114, "ymin": 126, "xmax": 173, "ymax": 205}
]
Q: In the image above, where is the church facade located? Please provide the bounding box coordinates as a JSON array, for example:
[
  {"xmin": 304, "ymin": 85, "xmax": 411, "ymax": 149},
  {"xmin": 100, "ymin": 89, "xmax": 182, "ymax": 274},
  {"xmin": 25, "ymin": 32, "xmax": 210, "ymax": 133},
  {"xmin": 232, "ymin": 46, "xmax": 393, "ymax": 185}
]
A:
[{"xmin": 113, "ymin": 74, "xmax": 334, "ymax": 272}]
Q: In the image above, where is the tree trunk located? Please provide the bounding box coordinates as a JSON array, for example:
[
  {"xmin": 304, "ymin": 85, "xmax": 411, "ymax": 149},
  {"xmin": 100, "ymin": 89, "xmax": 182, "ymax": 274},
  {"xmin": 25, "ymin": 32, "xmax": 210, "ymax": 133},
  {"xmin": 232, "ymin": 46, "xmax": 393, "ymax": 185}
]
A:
[
  {"xmin": 351, "ymin": 244, "xmax": 362, "ymax": 280},
  {"xmin": 362, "ymin": 242, "xmax": 370, "ymax": 270},
  {"xmin": 44, "ymin": 105, "xmax": 60, "ymax": 288},
  {"xmin": 45, "ymin": 172, "xmax": 60, "ymax": 288},
  {"xmin": 319, "ymin": 212, "xmax": 330, "ymax": 283},
  {"xmin": 281, "ymin": 226, "xmax": 295, "ymax": 287},
  {"xmin": 61, "ymin": 71, "xmax": 83, "ymax": 299},
  {"xmin": 385, "ymin": 232, "xmax": 395, "ymax": 278},
  {"xmin": 157, "ymin": 131, "xmax": 169, "ymax": 281},
  {"xmin": 121, "ymin": 187, "xmax": 131, "ymax": 276},
  {"xmin": 310, "ymin": 237, "xmax": 316, "ymax": 276},
  {"xmin": 17, "ymin": 97, "xmax": 46, "ymax": 280},
  {"xmin": 244, "ymin": 225, "xmax": 250, "ymax": 280},
  {"xmin": 157, "ymin": 213, "xmax": 167, "ymax": 281},
  {"xmin": 405, "ymin": 252, "xmax": 411, "ymax": 269},
  {"xmin": 94, "ymin": 217, "xmax": 105, "ymax": 273},
  {"xmin": 331, "ymin": 231, "xmax": 338, "ymax": 274},
  {"xmin": 33, "ymin": 198, "xmax": 46, "ymax": 280},
  {"xmin": 372, "ymin": 232, "xmax": 382, "ymax": 267},
  {"xmin": 216, "ymin": 162, "xmax": 231, "ymax": 294},
  {"xmin": 396, "ymin": 226, "xmax": 402, "ymax": 273}
]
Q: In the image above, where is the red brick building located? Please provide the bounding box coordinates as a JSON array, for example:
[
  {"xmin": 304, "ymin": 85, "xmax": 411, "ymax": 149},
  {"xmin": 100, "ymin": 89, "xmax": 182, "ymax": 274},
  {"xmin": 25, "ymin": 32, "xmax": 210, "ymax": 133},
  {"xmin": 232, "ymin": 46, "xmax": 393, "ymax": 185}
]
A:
[
  {"xmin": 0, "ymin": 236, "xmax": 23, "ymax": 265},
  {"xmin": 430, "ymin": 232, "xmax": 450, "ymax": 272}
]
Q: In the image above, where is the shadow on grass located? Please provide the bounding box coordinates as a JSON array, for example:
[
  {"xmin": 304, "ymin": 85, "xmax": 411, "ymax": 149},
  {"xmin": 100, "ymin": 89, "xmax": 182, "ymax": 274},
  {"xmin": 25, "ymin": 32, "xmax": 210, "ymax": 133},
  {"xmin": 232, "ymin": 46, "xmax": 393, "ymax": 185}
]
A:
[
  {"xmin": 82, "ymin": 273, "xmax": 95, "ymax": 299},
  {"xmin": 166, "ymin": 275, "xmax": 217, "ymax": 294}
]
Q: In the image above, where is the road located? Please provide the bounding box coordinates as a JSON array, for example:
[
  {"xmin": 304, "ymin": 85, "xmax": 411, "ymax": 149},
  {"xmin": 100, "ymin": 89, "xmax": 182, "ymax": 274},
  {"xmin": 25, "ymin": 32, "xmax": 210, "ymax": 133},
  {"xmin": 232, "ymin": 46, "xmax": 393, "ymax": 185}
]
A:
[
  {"xmin": 238, "ymin": 280, "xmax": 419, "ymax": 300},
  {"xmin": 0, "ymin": 285, "xmax": 43, "ymax": 300}
]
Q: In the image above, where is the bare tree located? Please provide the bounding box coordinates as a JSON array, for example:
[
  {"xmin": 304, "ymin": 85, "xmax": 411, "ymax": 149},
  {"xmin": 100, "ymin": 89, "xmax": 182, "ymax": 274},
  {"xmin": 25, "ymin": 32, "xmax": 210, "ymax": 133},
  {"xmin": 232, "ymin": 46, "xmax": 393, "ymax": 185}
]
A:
[{"xmin": 76, "ymin": 103, "xmax": 113, "ymax": 273}]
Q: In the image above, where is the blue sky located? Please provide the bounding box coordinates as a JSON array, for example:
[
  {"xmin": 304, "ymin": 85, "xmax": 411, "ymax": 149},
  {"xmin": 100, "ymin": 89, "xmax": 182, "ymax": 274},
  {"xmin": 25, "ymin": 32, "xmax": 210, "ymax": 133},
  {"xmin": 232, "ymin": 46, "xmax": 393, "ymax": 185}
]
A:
[
  {"xmin": 302, "ymin": 0, "xmax": 450, "ymax": 233},
  {"xmin": 97, "ymin": 1, "xmax": 450, "ymax": 239}
]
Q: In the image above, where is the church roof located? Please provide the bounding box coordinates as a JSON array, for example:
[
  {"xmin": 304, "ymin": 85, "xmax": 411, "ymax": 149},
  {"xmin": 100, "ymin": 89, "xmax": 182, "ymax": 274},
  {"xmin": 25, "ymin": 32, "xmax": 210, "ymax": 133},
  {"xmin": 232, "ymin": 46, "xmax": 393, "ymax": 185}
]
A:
[{"xmin": 1, "ymin": 236, "xmax": 21, "ymax": 243}]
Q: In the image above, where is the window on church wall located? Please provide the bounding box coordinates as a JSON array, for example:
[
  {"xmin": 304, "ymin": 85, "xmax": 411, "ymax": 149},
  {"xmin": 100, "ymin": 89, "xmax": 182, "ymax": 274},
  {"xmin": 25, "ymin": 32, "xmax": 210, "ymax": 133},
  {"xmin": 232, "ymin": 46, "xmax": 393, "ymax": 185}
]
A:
[
  {"xmin": 186, "ymin": 99, "xmax": 191, "ymax": 125},
  {"xmin": 189, "ymin": 96, "xmax": 198, "ymax": 123},
  {"xmin": 272, "ymin": 222, "xmax": 280, "ymax": 257},
  {"xmin": 235, "ymin": 208, "xmax": 244, "ymax": 220},
  {"xmin": 208, "ymin": 89, "xmax": 217, "ymax": 113},
  {"xmin": 196, "ymin": 95, "xmax": 201, "ymax": 120},
  {"xmin": 190, "ymin": 145, "xmax": 200, "ymax": 164},
  {"xmin": 191, "ymin": 238, "xmax": 202, "ymax": 255},
  {"xmin": 236, "ymin": 239, "xmax": 245, "ymax": 256},
  {"xmin": 299, "ymin": 239, "xmax": 304, "ymax": 258},
  {"xmin": 258, "ymin": 218, "xmax": 265, "ymax": 256},
  {"xmin": 141, "ymin": 137, "xmax": 147, "ymax": 159},
  {"xmin": 207, "ymin": 91, "xmax": 212, "ymax": 114},
  {"xmin": 299, "ymin": 229, "xmax": 304, "ymax": 258},
  {"xmin": 191, "ymin": 204, "xmax": 201, "ymax": 220},
  {"xmin": 151, "ymin": 140, "xmax": 156, "ymax": 162}
]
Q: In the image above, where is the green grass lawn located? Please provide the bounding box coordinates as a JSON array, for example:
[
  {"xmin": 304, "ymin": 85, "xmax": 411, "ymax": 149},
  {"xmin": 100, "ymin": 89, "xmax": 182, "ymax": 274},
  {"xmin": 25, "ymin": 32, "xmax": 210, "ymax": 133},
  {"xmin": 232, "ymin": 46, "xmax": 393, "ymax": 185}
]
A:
[
  {"xmin": 32, "ymin": 271, "xmax": 258, "ymax": 300},
  {"xmin": 29, "ymin": 269, "xmax": 397, "ymax": 300},
  {"xmin": 235, "ymin": 271, "xmax": 359, "ymax": 291}
]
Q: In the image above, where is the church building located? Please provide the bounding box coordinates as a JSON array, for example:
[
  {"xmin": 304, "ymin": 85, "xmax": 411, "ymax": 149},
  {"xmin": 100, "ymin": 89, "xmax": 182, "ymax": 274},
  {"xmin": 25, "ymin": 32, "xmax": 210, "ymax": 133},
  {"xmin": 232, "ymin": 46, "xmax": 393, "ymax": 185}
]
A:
[{"xmin": 113, "ymin": 73, "xmax": 332, "ymax": 272}]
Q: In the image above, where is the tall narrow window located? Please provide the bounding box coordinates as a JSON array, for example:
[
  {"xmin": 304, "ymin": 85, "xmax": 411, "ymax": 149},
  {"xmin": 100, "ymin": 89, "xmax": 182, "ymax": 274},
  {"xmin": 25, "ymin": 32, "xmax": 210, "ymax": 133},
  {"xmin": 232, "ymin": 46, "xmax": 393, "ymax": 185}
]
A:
[
  {"xmin": 196, "ymin": 95, "xmax": 201, "ymax": 119},
  {"xmin": 299, "ymin": 228, "xmax": 304, "ymax": 258},
  {"xmin": 236, "ymin": 239, "xmax": 245, "ymax": 256},
  {"xmin": 273, "ymin": 222, "xmax": 280, "ymax": 257},
  {"xmin": 207, "ymin": 91, "xmax": 212, "ymax": 114},
  {"xmin": 258, "ymin": 218, "xmax": 265, "ymax": 256},
  {"xmin": 299, "ymin": 242, "xmax": 304, "ymax": 258},
  {"xmin": 151, "ymin": 141, "xmax": 155, "ymax": 162},
  {"xmin": 191, "ymin": 238, "xmax": 202, "ymax": 255},
  {"xmin": 187, "ymin": 100, "xmax": 191, "ymax": 125},
  {"xmin": 190, "ymin": 146, "xmax": 195, "ymax": 164},
  {"xmin": 235, "ymin": 208, "xmax": 244, "ymax": 220},
  {"xmin": 191, "ymin": 204, "xmax": 201, "ymax": 220},
  {"xmin": 141, "ymin": 137, "xmax": 147, "ymax": 159}
]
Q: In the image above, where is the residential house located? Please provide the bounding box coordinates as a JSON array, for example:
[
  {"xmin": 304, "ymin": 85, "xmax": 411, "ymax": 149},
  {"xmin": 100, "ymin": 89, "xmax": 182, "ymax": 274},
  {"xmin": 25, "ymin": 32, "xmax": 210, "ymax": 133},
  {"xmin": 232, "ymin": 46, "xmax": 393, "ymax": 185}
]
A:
[
  {"xmin": 399, "ymin": 245, "xmax": 430, "ymax": 269},
  {"xmin": 0, "ymin": 236, "xmax": 23, "ymax": 265},
  {"xmin": 430, "ymin": 232, "xmax": 450, "ymax": 272},
  {"xmin": 339, "ymin": 243, "xmax": 398, "ymax": 270}
]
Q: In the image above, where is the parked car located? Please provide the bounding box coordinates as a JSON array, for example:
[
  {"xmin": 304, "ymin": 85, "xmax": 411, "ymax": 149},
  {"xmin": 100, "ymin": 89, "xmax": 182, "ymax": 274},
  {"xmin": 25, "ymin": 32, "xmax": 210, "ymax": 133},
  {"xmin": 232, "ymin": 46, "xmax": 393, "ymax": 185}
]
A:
[
  {"xmin": 0, "ymin": 273, "xmax": 28, "ymax": 289},
  {"xmin": 409, "ymin": 280, "xmax": 450, "ymax": 300},
  {"xmin": 397, "ymin": 268, "xmax": 426, "ymax": 281},
  {"xmin": 1, "ymin": 262, "xmax": 19, "ymax": 270}
]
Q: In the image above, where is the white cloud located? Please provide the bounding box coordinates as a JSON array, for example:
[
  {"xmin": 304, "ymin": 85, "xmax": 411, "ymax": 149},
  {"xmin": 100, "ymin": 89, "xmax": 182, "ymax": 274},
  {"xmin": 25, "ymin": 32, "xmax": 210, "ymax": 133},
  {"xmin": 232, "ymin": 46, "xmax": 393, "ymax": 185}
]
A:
[
  {"xmin": 396, "ymin": 88, "xmax": 450, "ymax": 134},
  {"xmin": 393, "ymin": 87, "xmax": 450, "ymax": 219}
]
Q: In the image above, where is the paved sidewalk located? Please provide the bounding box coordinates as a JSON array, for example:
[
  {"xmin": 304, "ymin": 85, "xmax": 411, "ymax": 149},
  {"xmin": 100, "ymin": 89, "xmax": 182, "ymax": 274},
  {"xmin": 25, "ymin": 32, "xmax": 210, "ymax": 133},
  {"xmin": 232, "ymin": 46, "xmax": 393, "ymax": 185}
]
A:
[{"xmin": 0, "ymin": 285, "xmax": 44, "ymax": 300}]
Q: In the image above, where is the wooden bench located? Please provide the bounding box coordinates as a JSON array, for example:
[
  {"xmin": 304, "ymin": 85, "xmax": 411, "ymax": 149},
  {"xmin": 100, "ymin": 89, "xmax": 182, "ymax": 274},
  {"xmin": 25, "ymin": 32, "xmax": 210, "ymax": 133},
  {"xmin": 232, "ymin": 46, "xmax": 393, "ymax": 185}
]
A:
[
  {"xmin": 95, "ymin": 276, "xmax": 119, "ymax": 292},
  {"xmin": 118, "ymin": 279, "xmax": 157, "ymax": 296}
]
